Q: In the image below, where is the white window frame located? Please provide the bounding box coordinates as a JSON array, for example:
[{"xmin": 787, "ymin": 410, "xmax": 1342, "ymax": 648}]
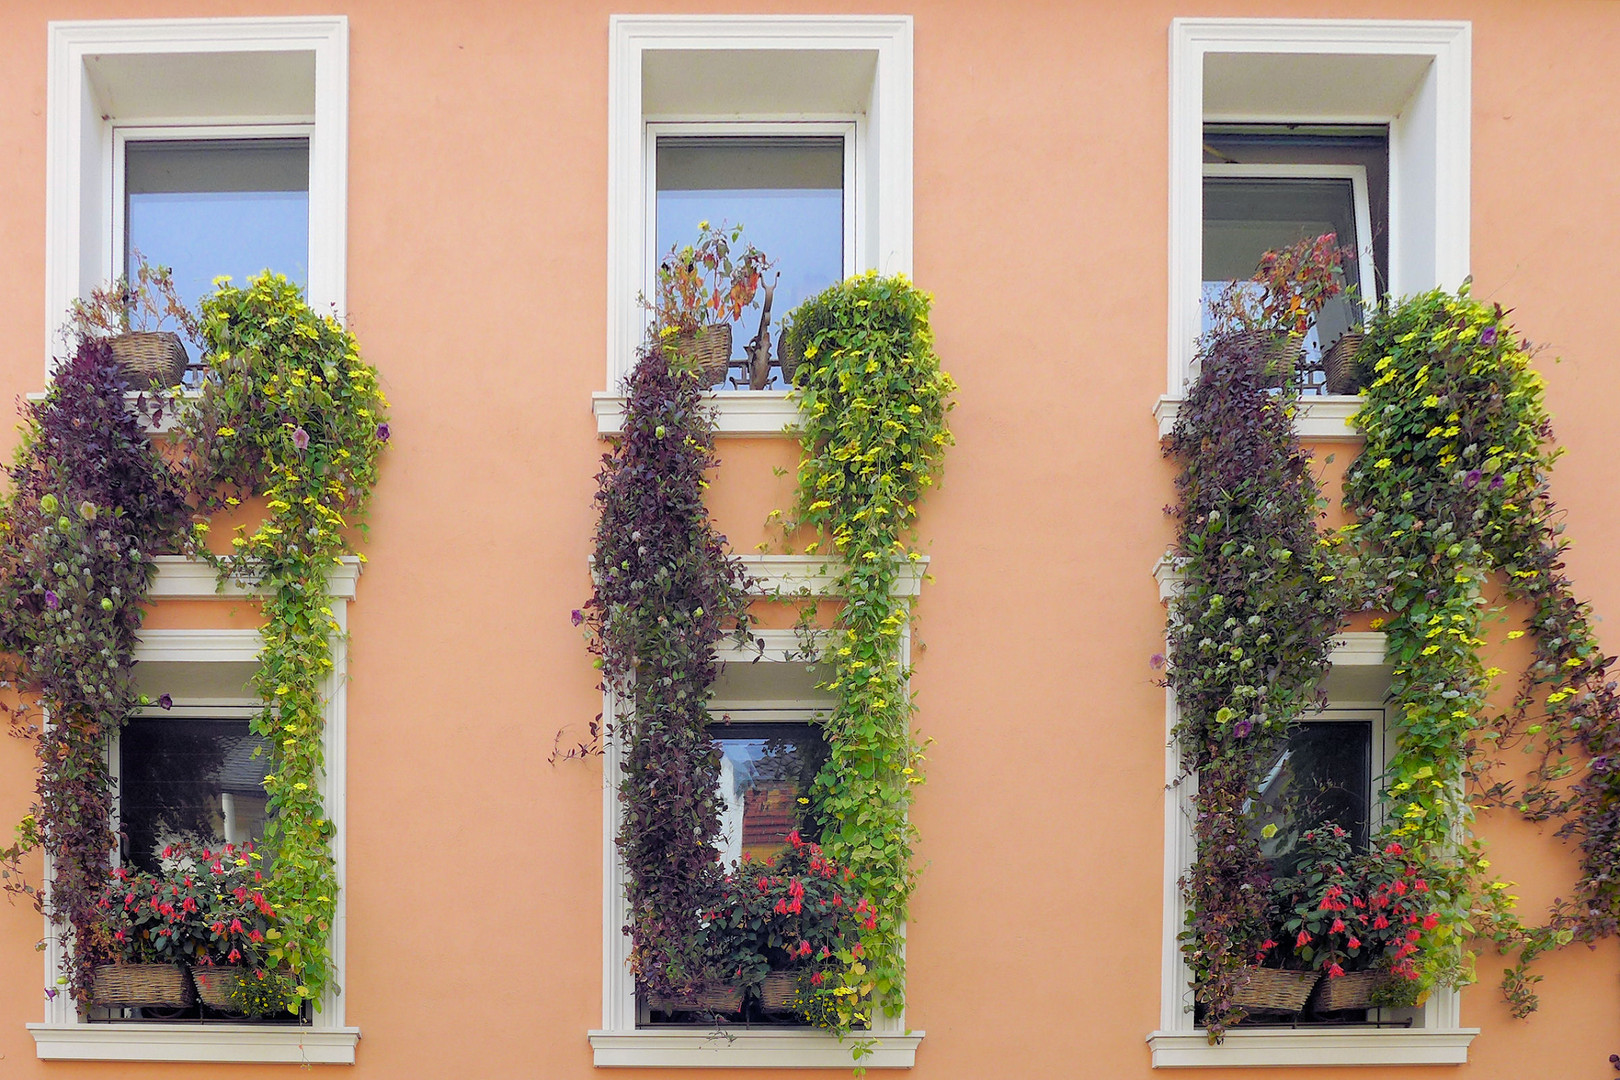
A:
[
  {"xmin": 28, "ymin": 559, "xmax": 361, "ymax": 1065},
  {"xmin": 1151, "ymin": 552, "xmax": 1478, "ymax": 1067},
  {"xmin": 589, "ymin": 557, "xmax": 926, "ymax": 1068},
  {"xmin": 111, "ymin": 123, "xmax": 315, "ymax": 312},
  {"xmin": 1159, "ymin": 18, "xmax": 1471, "ymax": 440},
  {"xmin": 45, "ymin": 16, "xmax": 347, "ymax": 380},
  {"xmin": 597, "ymin": 14, "xmax": 913, "ymax": 437}
]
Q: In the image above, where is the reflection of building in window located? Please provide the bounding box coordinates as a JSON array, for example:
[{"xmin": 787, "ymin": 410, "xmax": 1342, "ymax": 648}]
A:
[
  {"xmin": 653, "ymin": 134, "xmax": 848, "ymax": 389},
  {"xmin": 1251, "ymin": 715, "xmax": 1376, "ymax": 878},
  {"xmin": 713, "ymin": 722, "xmax": 830, "ymax": 866},
  {"xmin": 117, "ymin": 717, "xmax": 270, "ymax": 873}
]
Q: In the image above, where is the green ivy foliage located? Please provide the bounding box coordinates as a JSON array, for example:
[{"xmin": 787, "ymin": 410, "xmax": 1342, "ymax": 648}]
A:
[
  {"xmin": 782, "ymin": 273, "xmax": 954, "ymax": 1024},
  {"xmin": 1163, "ymin": 335, "xmax": 1349, "ymax": 1040},
  {"xmin": 1345, "ymin": 286, "xmax": 1611, "ymax": 1013},
  {"xmin": 182, "ymin": 273, "xmax": 389, "ymax": 1005},
  {"xmin": 582, "ymin": 345, "xmax": 755, "ymax": 998}
]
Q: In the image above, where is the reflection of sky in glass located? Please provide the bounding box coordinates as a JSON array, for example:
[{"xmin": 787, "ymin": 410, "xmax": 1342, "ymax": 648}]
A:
[
  {"xmin": 128, "ymin": 191, "xmax": 309, "ymax": 311},
  {"xmin": 656, "ymin": 140, "xmax": 844, "ymax": 390},
  {"xmin": 713, "ymin": 726, "xmax": 827, "ymax": 867}
]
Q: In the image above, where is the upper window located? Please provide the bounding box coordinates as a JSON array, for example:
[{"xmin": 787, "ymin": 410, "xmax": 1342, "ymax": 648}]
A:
[
  {"xmin": 712, "ymin": 717, "xmax": 829, "ymax": 866},
  {"xmin": 600, "ymin": 15, "xmax": 914, "ymax": 437},
  {"xmin": 1202, "ymin": 127, "xmax": 1385, "ymax": 395},
  {"xmin": 1166, "ymin": 18, "xmax": 1471, "ymax": 404},
  {"xmin": 45, "ymin": 17, "xmax": 348, "ymax": 379},
  {"xmin": 651, "ymin": 132, "xmax": 851, "ymax": 389}
]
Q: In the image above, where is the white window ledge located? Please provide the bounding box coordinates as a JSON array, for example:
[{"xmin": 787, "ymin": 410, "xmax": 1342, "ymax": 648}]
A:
[
  {"xmin": 1155, "ymin": 395, "xmax": 1363, "ymax": 442},
  {"xmin": 1147, "ymin": 1028, "xmax": 1477, "ymax": 1068},
  {"xmin": 593, "ymin": 390, "xmax": 802, "ymax": 437},
  {"xmin": 588, "ymin": 1029, "xmax": 922, "ymax": 1069},
  {"xmin": 29, "ymin": 1023, "xmax": 360, "ymax": 1064}
]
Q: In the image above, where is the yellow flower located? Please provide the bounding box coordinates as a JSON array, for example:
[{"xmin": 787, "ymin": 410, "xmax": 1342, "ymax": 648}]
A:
[
  {"xmin": 1506, "ymin": 630, "xmax": 1526, "ymax": 640},
  {"xmin": 1370, "ymin": 617, "xmax": 1386, "ymax": 629},
  {"xmin": 1375, "ymin": 458, "xmax": 1392, "ymax": 469},
  {"xmin": 216, "ymin": 426, "xmax": 236, "ymax": 437}
]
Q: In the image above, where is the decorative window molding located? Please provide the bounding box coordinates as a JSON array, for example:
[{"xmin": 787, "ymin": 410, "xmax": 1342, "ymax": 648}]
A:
[
  {"xmin": 29, "ymin": 559, "xmax": 359, "ymax": 1064},
  {"xmin": 1152, "ymin": 554, "xmax": 1474, "ymax": 1067},
  {"xmin": 590, "ymin": 556, "xmax": 924, "ymax": 1068},
  {"xmin": 597, "ymin": 14, "xmax": 913, "ymax": 438},
  {"xmin": 45, "ymin": 16, "xmax": 348, "ymax": 378},
  {"xmin": 1164, "ymin": 17, "xmax": 1471, "ymax": 399}
]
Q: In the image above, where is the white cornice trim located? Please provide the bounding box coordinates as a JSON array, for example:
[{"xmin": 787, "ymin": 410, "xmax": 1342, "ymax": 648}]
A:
[
  {"xmin": 593, "ymin": 390, "xmax": 803, "ymax": 437},
  {"xmin": 133, "ymin": 628, "xmax": 261, "ymax": 664},
  {"xmin": 1155, "ymin": 395, "xmax": 1365, "ymax": 442},
  {"xmin": 741, "ymin": 554, "xmax": 928, "ymax": 599},
  {"xmin": 589, "ymin": 1028, "xmax": 922, "ymax": 1069},
  {"xmin": 150, "ymin": 555, "xmax": 361, "ymax": 600},
  {"xmin": 30, "ymin": 1023, "xmax": 360, "ymax": 1064},
  {"xmin": 1147, "ymin": 1027, "xmax": 1476, "ymax": 1068}
]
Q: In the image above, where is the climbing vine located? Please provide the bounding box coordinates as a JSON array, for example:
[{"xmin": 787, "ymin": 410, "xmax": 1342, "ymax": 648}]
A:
[
  {"xmin": 1345, "ymin": 286, "xmax": 1613, "ymax": 1013},
  {"xmin": 581, "ymin": 343, "xmax": 754, "ymax": 999},
  {"xmin": 780, "ymin": 272, "xmax": 954, "ymax": 1024},
  {"xmin": 1163, "ymin": 332, "xmax": 1348, "ymax": 1039},
  {"xmin": 182, "ymin": 273, "xmax": 389, "ymax": 1005},
  {"xmin": 0, "ymin": 341, "xmax": 189, "ymax": 1001}
]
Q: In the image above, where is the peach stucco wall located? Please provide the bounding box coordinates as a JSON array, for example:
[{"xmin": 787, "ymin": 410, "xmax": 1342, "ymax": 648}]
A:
[{"xmin": 0, "ymin": 2, "xmax": 1617, "ymax": 1077}]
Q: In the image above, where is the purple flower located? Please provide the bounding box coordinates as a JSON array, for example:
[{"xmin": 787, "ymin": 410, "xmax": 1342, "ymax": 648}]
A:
[
  {"xmin": 1480, "ymin": 325, "xmax": 1499, "ymax": 347},
  {"xmin": 43, "ymin": 590, "xmax": 59, "ymax": 610},
  {"xmin": 158, "ymin": 693, "xmax": 173, "ymax": 711},
  {"xmin": 1233, "ymin": 719, "xmax": 1254, "ymax": 739},
  {"xmin": 570, "ymin": 609, "xmax": 584, "ymax": 627},
  {"xmin": 376, "ymin": 422, "xmax": 390, "ymax": 443},
  {"xmin": 44, "ymin": 988, "xmax": 57, "ymax": 1001},
  {"xmin": 292, "ymin": 426, "xmax": 310, "ymax": 451},
  {"xmin": 1489, "ymin": 474, "xmax": 1505, "ymax": 490},
  {"xmin": 1464, "ymin": 469, "xmax": 1483, "ymax": 488},
  {"xmin": 1149, "ymin": 652, "xmax": 1166, "ymax": 670}
]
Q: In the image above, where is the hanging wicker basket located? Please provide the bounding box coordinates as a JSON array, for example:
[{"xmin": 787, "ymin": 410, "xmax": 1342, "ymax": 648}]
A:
[
  {"xmin": 669, "ymin": 324, "xmax": 733, "ymax": 387},
  {"xmin": 760, "ymin": 970, "xmax": 798, "ymax": 1012},
  {"xmin": 646, "ymin": 981, "xmax": 744, "ymax": 1015},
  {"xmin": 1312, "ymin": 969, "xmax": 1400, "ymax": 1012},
  {"xmin": 107, "ymin": 331, "xmax": 189, "ymax": 387},
  {"xmin": 1215, "ymin": 330, "xmax": 1303, "ymax": 388},
  {"xmin": 1322, "ymin": 331, "xmax": 1367, "ymax": 395},
  {"xmin": 1231, "ymin": 967, "xmax": 1319, "ymax": 1013},
  {"xmin": 776, "ymin": 329, "xmax": 803, "ymax": 386},
  {"xmin": 190, "ymin": 965, "xmax": 250, "ymax": 1013},
  {"xmin": 91, "ymin": 963, "xmax": 194, "ymax": 1008}
]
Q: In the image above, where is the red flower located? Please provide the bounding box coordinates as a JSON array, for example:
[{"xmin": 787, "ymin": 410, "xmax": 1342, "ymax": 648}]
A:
[
  {"xmin": 851, "ymin": 943, "xmax": 864, "ymax": 959},
  {"xmin": 1327, "ymin": 963, "xmax": 1346, "ymax": 978},
  {"xmin": 1384, "ymin": 842, "xmax": 1404, "ymax": 856},
  {"xmin": 1422, "ymin": 912, "xmax": 1439, "ymax": 930},
  {"xmin": 1296, "ymin": 929, "xmax": 1312, "ymax": 948},
  {"xmin": 810, "ymin": 971, "xmax": 825, "ymax": 986},
  {"xmin": 1373, "ymin": 914, "xmax": 1390, "ymax": 929},
  {"xmin": 1330, "ymin": 918, "xmax": 1347, "ymax": 934},
  {"xmin": 1347, "ymin": 936, "xmax": 1361, "ymax": 949},
  {"xmin": 798, "ymin": 940, "xmax": 812, "ymax": 957},
  {"xmin": 230, "ymin": 919, "xmax": 244, "ymax": 934}
]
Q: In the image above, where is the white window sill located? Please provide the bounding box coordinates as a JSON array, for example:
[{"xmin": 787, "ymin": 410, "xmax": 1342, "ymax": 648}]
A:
[
  {"xmin": 1154, "ymin": 394, "xmax": 1363, "ymax": 441},
  {"xmin": 1146, "ymin": 1028, "xmax": 1477, "ymax": 1068},
  {"xmin": 593, "ymin": 390, "xmax": 803, "ymax": 437},
  {"xmin": 588, "ymin": 1028, "xmax": 923, "ymax": 1068},
  {"xmin": 26, "ymin": 387, "xmax": 199, "ymax": 434},
  {"xmin": 29, "ymin": 1023, "xmax": 361, "ymax": 1064}
]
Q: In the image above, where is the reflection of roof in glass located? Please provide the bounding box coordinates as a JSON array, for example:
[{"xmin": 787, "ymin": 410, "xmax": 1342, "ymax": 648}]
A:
[{"xmin": 216, "ymin": 732, "xmax": 271, "ymax": 794}]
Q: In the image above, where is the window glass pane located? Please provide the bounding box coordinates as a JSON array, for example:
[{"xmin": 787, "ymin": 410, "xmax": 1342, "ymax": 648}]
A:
[
  {"xmin": 125, "ymin": 138, "xmax": 310, "ymax": 312},
  {"xmin": 656, "ymin": 137, "xmax": 844, "ymax": 389},
  {"xmin": 1203, "ymin": 176, "xmax": 1363, "ymax": 391},
  {"xmin": 1253, "ymin": 720, "xmax": 1373, "ymax": 878},
  {"xmin": 119, "ymin": 718, "xmax": 270, "ymax": 874},
  {"xmin": 710, "ymin": 722, "xmax": 829, "ymax": 867}
]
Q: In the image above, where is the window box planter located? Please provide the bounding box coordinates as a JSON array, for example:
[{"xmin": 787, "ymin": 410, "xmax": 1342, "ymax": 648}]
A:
[
  {"xmin": 673, "ymin": 324, "xmax": 733, "ymax": 386},
  {"xmin": 1231, "ymin": 968, "xmax": 1319, "ymax": 1014},
  {"xmin": 189, "ymin": 966, "xmax": 250, "ymax": 1014},
  {"xmin": 108, "ymin": 331, "xmax": 188, "ymax": 387},
  {"xmin": 1311, "ymin": 969, "xmax": 1402, "ymax": 1012},
  {"xmin": 645, "ymin": 982, "xmax": 745, "ymax": 1016},
  {"xmin": 1322, "ymin": 331, "xmax": 1366, "ymax": 395},
  {"xmin": 91, "ymin": 964, "xmax": 193, "ymax": 1009},
  {"xmin": 759, "ymin": 971, "xmax": 797, "ymax": 1012}
]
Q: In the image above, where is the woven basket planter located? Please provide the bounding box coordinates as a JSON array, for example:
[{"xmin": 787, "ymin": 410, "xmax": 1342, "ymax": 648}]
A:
[
  {"xmin": 1231, "ymin": 967, "xmax": 1319, "ymax": 1013},
  {"xmin": 776, "ymin": 329, "xmax": 803, "ymax": 386},
  {"xmin": 670, "ymin": 324, "xmax": 733, "ymax": 386},
  {"xmin": 108, "ymin": 331, "xmax": 188, "ymax": 387},
  {"xmin": 190, "ymin": 965, "xmax": 250, "ymax": 1013},
  {"xmin": 1322, "ymin": 331, "xmax": 1366, "ymax": 395},
  {"xmin": 91, "ymin": 963, "xmax": 193, "ymax": 1008},
  {"xmin": 646, "ymin": 982, "xmax": 744, "ymax": 1015},
  {"xmin": 1311, "ymin": 969, "xmax": 1394, "ymax": 1011},
  {"xmin": 1216, "ymin": 330, "xmax": 1303, "ymax": 388},
  {"xmin": 760, "ymin": 970, "xmax": 797, "ymax": 1012}
]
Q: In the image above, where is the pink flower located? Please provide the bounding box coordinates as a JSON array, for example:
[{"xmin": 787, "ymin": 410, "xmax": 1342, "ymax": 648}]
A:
[{"xmin": 292, "ymin": 426, "xmax": 310, "ymax": 451}]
